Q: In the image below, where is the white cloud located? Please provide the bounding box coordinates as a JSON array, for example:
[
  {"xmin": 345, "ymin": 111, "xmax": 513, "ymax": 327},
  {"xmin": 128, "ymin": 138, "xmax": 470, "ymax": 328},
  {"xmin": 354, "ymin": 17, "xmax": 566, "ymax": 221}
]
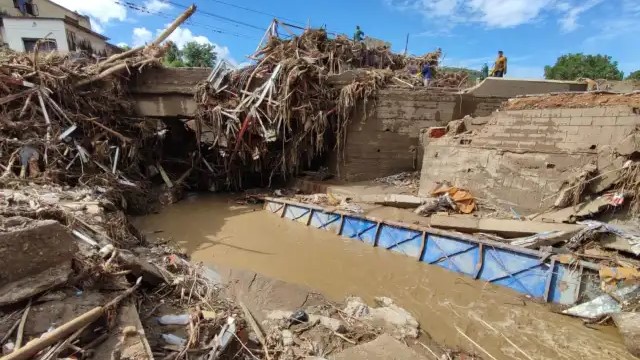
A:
[
  {"xmin": 387, "ymin": 0, "xmax": 553, "ymax": 28},
  {"xmin": 163, "ymin": 27, "xmax": 213, "ymax": 48},
  {"xmin": 132, "ymin": 27, "xmax": 153, "ymax": 47},
  {"xmin": 131, "ymin": 25, "xmax": 245, "ymax": 66},
  {"xmin": 388, "ymin": 0, "xmax": 603, "ymax": 31},
  {"xmin": 558, "ymin": 0, "xmax": 603, "ymax": 32},
  {"xmin": 143, "ymin": 0, "xmax": 172, "ymax": 14},
  {"xmin": 51, "ymin": 0, "xmax": 126, "ymax": 32},
  {"xmin": 116, "ymin": 42, "xmax": 129, "ymax": 48}
]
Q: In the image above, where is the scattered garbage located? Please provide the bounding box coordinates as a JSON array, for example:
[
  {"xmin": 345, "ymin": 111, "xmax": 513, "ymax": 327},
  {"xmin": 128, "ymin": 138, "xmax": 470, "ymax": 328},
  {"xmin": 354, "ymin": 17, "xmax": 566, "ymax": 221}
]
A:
[
  {"xmin": 563, "ymin": 285, "xmax": 640, "ymax": 319},
  {"xmin": 158, "ymin": 314, "xmax": 190, "ymax": 325},
  {"xmin": 162, "ymin": 333, "xmax": 187, "ymax": 346}
]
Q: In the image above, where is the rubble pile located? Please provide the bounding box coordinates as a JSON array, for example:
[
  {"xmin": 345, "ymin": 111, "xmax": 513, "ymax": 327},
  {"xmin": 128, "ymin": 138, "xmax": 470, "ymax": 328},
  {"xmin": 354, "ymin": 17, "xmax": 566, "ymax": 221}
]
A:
[
  {"xmin": 193, "ymin": 29, "xmax": 462, "ymax": 189},
  {"xmin": 0, "ymin": 43, "xmax": 165, "ymax": 192}
]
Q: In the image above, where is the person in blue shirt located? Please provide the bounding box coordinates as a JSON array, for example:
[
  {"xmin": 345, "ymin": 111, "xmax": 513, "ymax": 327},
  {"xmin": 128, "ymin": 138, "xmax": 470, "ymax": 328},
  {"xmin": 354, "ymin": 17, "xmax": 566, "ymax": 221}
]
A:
[
  {"xmin": 422, "ymin": 63, "xmax": 433, "ymax": 87},
  {"xmin": 353, "ymin": 26, "xmax": 364, "ymax": 42}
]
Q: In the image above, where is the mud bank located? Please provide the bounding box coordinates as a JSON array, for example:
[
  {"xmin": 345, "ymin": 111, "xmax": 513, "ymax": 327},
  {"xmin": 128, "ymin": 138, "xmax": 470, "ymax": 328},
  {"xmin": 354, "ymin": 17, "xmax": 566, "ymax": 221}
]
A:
[{"xmin": 135, "ymin": 195, "xmax": 633, "ymax": 360}]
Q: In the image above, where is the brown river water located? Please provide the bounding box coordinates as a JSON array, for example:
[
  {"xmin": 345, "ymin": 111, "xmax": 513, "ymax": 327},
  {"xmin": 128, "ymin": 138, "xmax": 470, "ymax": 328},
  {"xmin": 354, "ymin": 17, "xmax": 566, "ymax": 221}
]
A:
[{"xmin": 134, "ymin": 194, "xmax": 633, "ymax": 360}]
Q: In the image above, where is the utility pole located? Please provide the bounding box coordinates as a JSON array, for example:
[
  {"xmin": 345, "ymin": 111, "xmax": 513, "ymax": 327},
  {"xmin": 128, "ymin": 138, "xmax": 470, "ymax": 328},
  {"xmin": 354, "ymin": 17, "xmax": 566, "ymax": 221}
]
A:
[{"xmin": 403, "ymin": 33, "xmax": 410, "ymax": 56}]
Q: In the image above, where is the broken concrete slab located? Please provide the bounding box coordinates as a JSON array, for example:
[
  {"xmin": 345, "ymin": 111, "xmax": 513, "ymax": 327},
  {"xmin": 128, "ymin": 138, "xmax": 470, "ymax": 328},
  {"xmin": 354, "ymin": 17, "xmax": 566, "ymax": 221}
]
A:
[
  {"xmin": 118, "ymin": 250, "xmax": 167, "ymax": 287},
  {"xmin": 355, "ymin": 194, "xmax": 425, "ymax": 208},
  {"xmin": 590, "ymin": 151, "xmax": 626, "ymax": 193},
  {"xmin": 342, "ymin": 297, "xmax": 419, "ymax": 339},
  {"xmin": 429, "ymin": 214, "xmax": 584, "ymax": 238},
  {"xmin": 539, "ymin": 196, "xmax": 613, "ymax": 223},
  {"xmin": 615, "ymin": 132, "xmax": 640, "ymax": 156},
  {"xmin": 330, "ymin": 334, "xmax": 427, "ymax": 360},
  {"xmin": 0, "ymin": 220, "xmax": 77, "ymax": 306},
  {"xmin": 612, "ymin": 312, "xmax": 640, "ymax": 357}
]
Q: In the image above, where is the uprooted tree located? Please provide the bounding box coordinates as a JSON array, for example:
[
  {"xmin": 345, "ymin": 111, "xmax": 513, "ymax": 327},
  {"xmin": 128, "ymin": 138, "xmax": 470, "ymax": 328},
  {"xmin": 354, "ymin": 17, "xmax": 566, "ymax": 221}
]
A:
[{"xmin": 544, "ymin": 53, "xmax": 624, "ymax": 81}]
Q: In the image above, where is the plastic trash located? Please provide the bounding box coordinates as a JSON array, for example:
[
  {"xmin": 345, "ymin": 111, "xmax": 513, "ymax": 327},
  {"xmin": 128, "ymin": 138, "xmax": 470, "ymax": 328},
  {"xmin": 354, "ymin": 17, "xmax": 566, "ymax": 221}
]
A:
[
  {"xmin": 158, "ymin": 314, "xmax": 190, "ymax": 325},
  {"xmin": 289, "ymin": 309, "xmax": 309, "ymax": 324},
  {"xmin": 2, "ymin": 341, "xmax": 14, "ymax": 354},
  {"xmin": 98, "ymin": 244, "xmax": 114, "ymax": 258},
  {"xmin": 161, "ymin": 334, "xmax": 186, "ymax": 346}
]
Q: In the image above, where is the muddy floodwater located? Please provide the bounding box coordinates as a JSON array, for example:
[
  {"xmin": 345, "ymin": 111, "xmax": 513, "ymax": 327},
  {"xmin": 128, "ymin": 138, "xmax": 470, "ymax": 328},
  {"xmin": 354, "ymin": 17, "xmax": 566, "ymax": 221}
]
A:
[{"xmin": 135, "ymin": 194, "xmax": 633, "ymax": 360}]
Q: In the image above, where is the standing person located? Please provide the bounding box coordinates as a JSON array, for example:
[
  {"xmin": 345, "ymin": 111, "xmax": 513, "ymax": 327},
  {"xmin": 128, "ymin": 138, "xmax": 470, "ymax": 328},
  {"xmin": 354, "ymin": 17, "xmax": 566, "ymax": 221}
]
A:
[
  {"xmin": 353, "ymin": 25, "xmax": 364, "ymax": 42},
  {"xmin": 422, "ymin": 63, "xmax": 433, "ymax": 87},
  {"xmin": 491, "ymin": 51, "xmax": 507, "ymax": 77},
  {"xmin": 481, "ymin": 63, "xmax": 489, "ymax": 80}
]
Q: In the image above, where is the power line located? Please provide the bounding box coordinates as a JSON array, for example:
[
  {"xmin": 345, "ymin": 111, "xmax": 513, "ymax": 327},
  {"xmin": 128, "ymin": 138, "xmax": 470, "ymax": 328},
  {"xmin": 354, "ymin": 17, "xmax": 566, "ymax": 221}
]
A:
[
  {"xmin": 160, "ymin": 0, "xmax": 267, "ymax": 32},
  {"xmin": 113, "ymin": 0, "xmax": 257, "ymax": 39},
  {"xmin": 208, "ymin": 0, "xmax": 306, "ymax": 27}
]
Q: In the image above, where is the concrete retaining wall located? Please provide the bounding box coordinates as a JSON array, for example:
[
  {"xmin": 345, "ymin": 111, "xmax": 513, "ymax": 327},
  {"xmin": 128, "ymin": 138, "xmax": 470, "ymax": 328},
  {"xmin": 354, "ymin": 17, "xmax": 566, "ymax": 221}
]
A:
[
  {"xmin": 335, "ymin": 89, "xmax": 459, "ymax": 181},
  {"xmin": 419, "ymin": 105, "xmax": 640, "ymax": 212},
  {"xmin": 334, "ymin": 89, "xmax": 510, "ymax": 181}
]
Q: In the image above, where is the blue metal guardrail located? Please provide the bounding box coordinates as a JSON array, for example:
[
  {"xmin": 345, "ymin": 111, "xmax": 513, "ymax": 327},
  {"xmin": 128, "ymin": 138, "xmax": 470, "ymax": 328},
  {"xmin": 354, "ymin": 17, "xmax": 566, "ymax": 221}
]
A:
[{"xmin": 264, "ymin": 197, "xmax": 599, "ymax": 305}]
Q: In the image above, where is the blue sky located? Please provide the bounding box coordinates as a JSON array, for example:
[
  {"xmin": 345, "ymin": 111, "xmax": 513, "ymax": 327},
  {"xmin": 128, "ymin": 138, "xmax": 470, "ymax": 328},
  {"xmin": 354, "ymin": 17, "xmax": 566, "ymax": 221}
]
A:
[{"xmin": 52, "ymin": 0, "xmax": 640, "ymax": 78}]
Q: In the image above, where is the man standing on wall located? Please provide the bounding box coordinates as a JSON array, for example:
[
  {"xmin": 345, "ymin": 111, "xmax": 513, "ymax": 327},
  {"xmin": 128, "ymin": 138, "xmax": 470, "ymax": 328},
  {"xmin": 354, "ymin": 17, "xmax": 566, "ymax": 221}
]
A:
[
  {"xmin": 422, "ymin": 62, "xmax": 433, "ymax": 87},
  {"xmin": 353, "ymin": 26, "xmax": 364, "ymax": 42},
  {"xmin": 491, "ymin": 51, "xmax": 507, "ymax": 77}
]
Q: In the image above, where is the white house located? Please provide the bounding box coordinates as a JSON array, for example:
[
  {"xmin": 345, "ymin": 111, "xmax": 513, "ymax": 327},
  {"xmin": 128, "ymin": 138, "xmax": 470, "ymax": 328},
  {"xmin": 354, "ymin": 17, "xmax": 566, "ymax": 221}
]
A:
[{"xmin": 0, "ymin": 0, "xmax": 119, "ymax": 55}]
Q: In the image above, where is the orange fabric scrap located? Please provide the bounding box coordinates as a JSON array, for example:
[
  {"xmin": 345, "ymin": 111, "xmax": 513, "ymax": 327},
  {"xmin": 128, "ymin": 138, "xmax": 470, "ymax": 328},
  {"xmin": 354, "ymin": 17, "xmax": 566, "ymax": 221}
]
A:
[{"xmin": 431, "ymin": 185, "xmax": 476, "ymax": 214}]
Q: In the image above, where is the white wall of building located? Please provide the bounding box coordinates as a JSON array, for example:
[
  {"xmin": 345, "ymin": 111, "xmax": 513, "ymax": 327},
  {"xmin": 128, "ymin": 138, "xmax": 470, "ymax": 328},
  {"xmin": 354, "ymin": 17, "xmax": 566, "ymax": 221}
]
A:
[{"xmin": 2, "ymin": 17, "xmax": 69, "ymax": 52}]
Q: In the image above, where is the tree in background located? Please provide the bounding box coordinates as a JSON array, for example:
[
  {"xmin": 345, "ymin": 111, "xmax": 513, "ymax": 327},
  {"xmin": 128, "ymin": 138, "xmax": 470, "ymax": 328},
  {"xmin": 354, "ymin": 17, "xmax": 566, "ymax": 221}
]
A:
[
  {"xmin": 626, "ymin": 70, "xmax": 640, "ymax": 81},
  {"xmin": 119, "ymin": 44, "xmax": 131, "ymax": 51},
  {"xmin": 183, "ymin": 42, "xmax": 216, "ymax": 67},
  {"xmin": 163, "ymin": 41, "xmax": 184, "ymax": 68},
  {"xmin": 544, "ymin": 53, "xmax": 624, "ymax": 80},
  {"xmin": 162, "ymin": 41, "xmax": 216, "ymax": 68}
]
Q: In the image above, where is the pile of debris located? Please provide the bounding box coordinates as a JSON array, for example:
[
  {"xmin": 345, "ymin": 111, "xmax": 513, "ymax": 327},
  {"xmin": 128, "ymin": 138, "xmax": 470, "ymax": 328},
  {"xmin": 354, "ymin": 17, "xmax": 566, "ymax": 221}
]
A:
[
  {"xmin": 0, "ymin": 6, "xmax": 211, "ymax": 210},
  {"xmin": 192, "ymin": 29, "xmax": 466, "ymax": 189}
]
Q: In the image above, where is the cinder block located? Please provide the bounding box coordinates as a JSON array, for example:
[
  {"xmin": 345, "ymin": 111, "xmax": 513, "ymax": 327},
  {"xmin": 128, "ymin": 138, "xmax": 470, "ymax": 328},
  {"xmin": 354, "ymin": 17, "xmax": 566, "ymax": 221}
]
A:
[
  {"xmin": 558, "ymin": 125, "xmax": 577, "ymax": 135},
  {"xmin": 570, "ymin": 116, "xmax": 593, "ymax": 126},
  {"xmin": 616, "ymin": 115, "xmax": 640, "ymax": 126},
  {"xmin": 581, "ymin": 107, "xmax": 608, "ymax": 117},
  {"xmin": 604, "ymin": 105, "xmax": 634, "ymax": 116},
  {"xmin": 532, "ymin": 117, "xmax": 553, "ymax": 125},
  {"xmin": 593, "ymin": 116, "xmax": 618, "ymax": 126},
  {"xmin": 553, "ymin": 117, "xmax": 571, "ymax": 126},
  {"xmin": 561, "ymin": 108, "xmax": 583, "ymax": 117}
]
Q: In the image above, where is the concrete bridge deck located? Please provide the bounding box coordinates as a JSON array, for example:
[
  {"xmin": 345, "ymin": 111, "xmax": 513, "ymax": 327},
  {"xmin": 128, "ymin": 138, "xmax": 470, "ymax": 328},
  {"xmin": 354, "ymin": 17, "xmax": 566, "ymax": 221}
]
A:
[{"xmin": 129, "ymin": 67, "xmax": 588, "ymax": 118}]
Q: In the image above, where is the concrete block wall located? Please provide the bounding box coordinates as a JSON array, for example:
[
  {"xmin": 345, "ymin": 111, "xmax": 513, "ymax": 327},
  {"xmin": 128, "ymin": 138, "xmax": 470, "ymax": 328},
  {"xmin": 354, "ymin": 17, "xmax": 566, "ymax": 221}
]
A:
[
  {"xmin": 419, "ymin": 105, "xmax": 640, "ymax": 212},
  {"xmin": 336, "ymin": 89, "xmax": 459, "ymax": 181},
  {"xmin": 470, "ymin": 105, "xmax": 638, "ymax": 152}
]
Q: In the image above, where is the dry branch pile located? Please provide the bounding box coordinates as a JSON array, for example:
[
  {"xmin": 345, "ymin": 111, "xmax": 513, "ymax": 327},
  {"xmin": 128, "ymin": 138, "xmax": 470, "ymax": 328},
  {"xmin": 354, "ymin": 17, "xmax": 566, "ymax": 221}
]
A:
[
  {"xmin": 0, "ymin": 5, "xmax": 197, "ymax": 206},
  {"xmin": 194, "ymin": 30, "xmax": 455, "ymax": 189},
  {"xmin": 0, "ymin": 48, "xmax": 161, "ymax": 193}
]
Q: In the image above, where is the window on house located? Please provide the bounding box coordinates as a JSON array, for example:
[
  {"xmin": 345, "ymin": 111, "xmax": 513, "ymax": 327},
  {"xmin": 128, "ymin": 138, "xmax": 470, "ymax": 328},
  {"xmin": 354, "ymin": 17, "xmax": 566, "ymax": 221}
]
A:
[
  {"xmin": 23, "ymin": 38, "xmax": 57, "ymax": 52},
  {"xmin": 13, "ymin": 0, "xmax": 38, "ymax": 16}
]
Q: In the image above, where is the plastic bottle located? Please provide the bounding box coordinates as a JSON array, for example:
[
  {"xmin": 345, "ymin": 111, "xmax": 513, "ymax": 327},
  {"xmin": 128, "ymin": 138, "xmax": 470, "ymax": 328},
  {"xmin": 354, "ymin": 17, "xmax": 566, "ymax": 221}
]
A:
[
  {"xmin": 161, "ymin": 334, "xmax": 186, "ymax": 346},
  {"xmin": 157, "ymin": 314, "xmax": 190, "ymax": 325}
]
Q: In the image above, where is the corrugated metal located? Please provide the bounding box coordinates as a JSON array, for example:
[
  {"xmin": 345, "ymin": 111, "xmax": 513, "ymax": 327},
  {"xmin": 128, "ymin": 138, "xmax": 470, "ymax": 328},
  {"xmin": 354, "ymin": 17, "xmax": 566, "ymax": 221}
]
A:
[{"xmin": 264, "ymin": 198, "xmax": 597, "ymax": 305}]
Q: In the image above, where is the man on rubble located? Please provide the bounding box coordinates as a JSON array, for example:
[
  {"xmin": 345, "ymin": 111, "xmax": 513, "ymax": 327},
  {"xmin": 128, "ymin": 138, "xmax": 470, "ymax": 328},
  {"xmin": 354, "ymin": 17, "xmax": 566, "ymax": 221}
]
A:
[
  {"xmin": 353, "ymin": 26, "xmax": 364, "ymax": 42},
  {"xmin": 491, "ymin": 50, "xmax": 507, "ymax": 77},
  {"xmin": 421, "ymin": 62, "xmax": 433, "ymax": 87}
]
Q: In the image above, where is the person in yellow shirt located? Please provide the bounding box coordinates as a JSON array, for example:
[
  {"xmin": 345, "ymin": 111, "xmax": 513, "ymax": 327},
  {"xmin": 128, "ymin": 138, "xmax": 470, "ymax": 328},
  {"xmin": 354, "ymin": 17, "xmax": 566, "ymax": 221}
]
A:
[{"xmin": 491, "ymin": 50, "xmax": 507, "ymax": 77}]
